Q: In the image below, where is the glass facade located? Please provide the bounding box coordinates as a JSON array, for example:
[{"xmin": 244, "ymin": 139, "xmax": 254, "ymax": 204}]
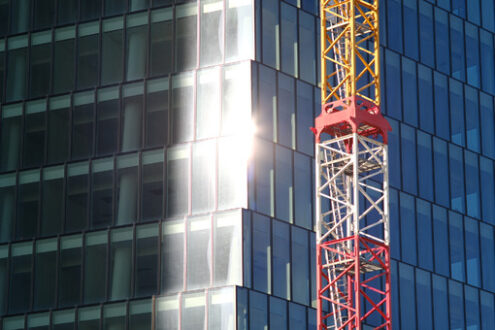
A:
[{"xmin": 0, "ymin": 0, "xmax": 493, "ymax": 329}]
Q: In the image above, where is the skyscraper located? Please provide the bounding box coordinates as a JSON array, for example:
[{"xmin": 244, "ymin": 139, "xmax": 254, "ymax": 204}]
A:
[{"xmin": 0, "ymin": 0, "xmax": 494, "ymax": 329}]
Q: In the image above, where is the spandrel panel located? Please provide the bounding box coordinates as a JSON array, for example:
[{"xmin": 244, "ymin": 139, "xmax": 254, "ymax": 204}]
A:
[
  {"xmin": 208, "ymin": 287, "xmax": 235, "ymax": 330},
  {"xmin": 84, "ymin": 231, "xmax": 108, "ymax": 304},
  {"xmin": 34, "ymin": 239, "xmax": 57, "ymax": 310},
  {"xmin": 109, "ymin": 228, "xmax": 133, "ymax": 301},
  {"xmin": 225, "ymin": 0, "xmax": 253, "ymax": 61},
  {"xmin": 187, "ymin": 216, "xmax": 211, "ymax": 290},
  {"xmin": 213, "ymin": 211, "xmax": 242, "ymax": 286},
  {"xmin": 66, "ymin": 162, "xmax": 89, "ymax": 232},
  {"xmin": 27, "ymin": 312, "xmax": 50, "ymax": 330},
  {"xmin": 41, "ymin": 166, "xmax": 64, "ymax": 236},
  {"xmin": 201, "ymin": 0, "xmax": 224, "ymax": 66},
  {"xmin": 161, "ymin": 220, "xmax": 184, "ymax": 293}
]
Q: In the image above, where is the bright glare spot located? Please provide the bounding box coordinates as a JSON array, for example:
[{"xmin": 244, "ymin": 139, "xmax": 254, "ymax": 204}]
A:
[{"xmin": 229, "ymin": 119, "xmax": 257, "ymax": 163}]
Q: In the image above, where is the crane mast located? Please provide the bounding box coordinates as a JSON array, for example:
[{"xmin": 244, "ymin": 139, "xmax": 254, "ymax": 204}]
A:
[{"xmin": 311, "ymin": 1, "xmax": 392, "ymax": 329}]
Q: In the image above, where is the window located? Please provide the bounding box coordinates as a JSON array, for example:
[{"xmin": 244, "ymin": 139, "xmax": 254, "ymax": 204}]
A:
[
  {"xmin": 481, "ymin": 291, "xmax": 495, "ymax": 329},
  {"xmin": 400, "ymin": 192, "xmax": 416, "ymax": 265},
  {"xmin": 450, "ymin": 16, "xmax": 465, "ymax": 81},
  {"xmin": 84, "ymin": 231, "xmax": 107, "ymax": 303},
  {"xmin": 171, "ymin": 73, "xmax": 194, "ymax": 143},
  {"xmin": 78, "ymin": 306, "xmax": 100, "ymax": 330},
  {"xmin": 465, "ymin": 151, "xmax": 480, "ymax": 219},
  {"xmin": 72, "ymin": 92, "xmax": 95, "ymax": 159},
  {"xmin": 281, "ymin": 3, "xmax": 297, "ymax": 76},
  {"xmin": 388, "ymin": 120, "xmax": 401, "ymax": 189},
  {"xmin": 52, "ymin": 309, "xmax": 75, "ymax": 330},
  {"xmin": 80, "ymin": 0, "xmax": 101, "ymax": 21},
  {"xmin": 135, "ymin": 224, "xmax": 159, "ymax": 297},
  {"xmin": 292, "ymin": 227, "xmax": 309, "ymax": 305},
  {"xmin": 435, "ymin": 9, "xmax": 450, "ymax": 75},
  {"xmin": 96, "ymin": 87, "xmax": 120, "ymax": 156},
  {"xmin": 278, "ymin": 73, "xmax": 295, "ymax": 148},
  {"xmin": 10, "ymin": 0, "xmax": 30, "ymax": 34},
  {"xmin": 161, "ymin": 220, "xmax": 184, "ymax": 294},
  {"xmin": 452, "ymin": 0, "xmax": 466, "ymax": 18},
  {"xmin": 208, "ymin": 288, "xmax": 235, "ymax": 330},
  {"xmin": 253, "ymin": 214, "xmax": 271, "ymax": 294},
  {"xmin": 126, "ymin": 13, "xmax": 148, "ymax": 81},
  {"xmin": 0, "ymin": 104, "xmax": 22, "ymax": 172},
  {"xmin": 465, "ymin": 217, "xmax": 481, "ymax": 286},
  {"xmin": 130, "ymin": 300, "xmax": 152, "ymax": 330},
  {"xmin": 417, "ymin": 131, "xmax": 433, "ymax": 201},
  {"xmin": 59, "ymin": 235, "xmax": 82, "ymax": 307},
  {"xmin": 257, "ymin": 65, "xmax": 276, "ymax": 141},
  {"xmin": 109, "ymin": 228, "xmax": 133, "ymax": 301},
  {"xmin": 121, "ymin": 83, "xmax": 143, "ymax": 152},
  {"xmin": 296, "ymin": 81, "xmax": 314, "ymax": 155},
  {"xmin": 225, "ymin": 0, "xmax": 253, "ymax": 61},
  {"xmin": 449, "ymin": 211, "xmax": 465, "ymax": 282},
  {"xmin": 403, "ymin": 0, "xmax": 418, "ymax": 60},
  {"xmin": 480, "ymin": 30, "xmax": 495, "ymax": 94},
  {"xmin": 449, "ymin": 145, "xmax": 465, "ymax": 213},
  {"xmin": 480, "ymin": 93, "xmax": 495, "ymax": 159},
  {"xmin": 270, "ymin": 297, "xmax": 287, "ymax": 329},
  {"xmin": 182, "ymin": 292, "xmax": 206, "ymax": 329},
  {"xmin": 150, "ymin": 8, "xmax": 173, "ymax": 76},
  {"xmin": 77, "ymin": 22, "xmax": 99, "ymax": 89},
  {"xmin": 9, "ymin": 242, "xmax": 33, "ymax": 313},
  {"xmin": 433, "ymin": 138, "xmax": 449, "ymax": 207},
  {"xmin": 387, "ymin": 0, "xmax": 403, "ymax": 52},
  {"xmin": 28, "ymin": 312, "xmax": 50, "ymax": 330},
  {"xmin": 416, "ymin": 199, "xmax": 433, "ymax": 271},
  {"xmin": 29, "ymin": 32, "xmax": 51, "ymax": 98},
  {"xmin": 191, "ymin": 140, "xmax": 216, "ymax": 214},
  {"xmin": 433, "ymin": 205, "xmax": 450, "ymax": 276},
  {"xmin": 450, "ymin": 79, "xmax": 465, "ymax": 146},
  {"xmin": 41, "ymin": 166, "xmax": 64, "ymax": 236},
  {"xmin": 47, "ymin": 96, "xmax": 70, "ymax": 164},
  {"xmin": 57, "ymin": 0, "xmax": 76, "ymax": 25},
  {"xmin": 399, "ymin": 263, "xmax": 416, "ymax": 329},
  {"xmin": 385, "ymin": 50, "xmax": 402, "ymax": 120},
  {"xmin": 250, "ymin": 291, "xmax": 267, "ymax": 330},
  {"xmin": 101, "ymin": 18, "xmax": 124, "ymax": 85},
  {"xmin": 166, "ymin": 145, "xmax": 189, "ymax": 217},
  {"xmin": 465, "ymin": 23, "xmax": 480, "ymax": 87},
  {"xmin": 465, "ymin": 86, "xmax": 480, "ymax": 153},
  {"xmin": 255, "ymin": 139, "xmax": 274, "ymax": 217},
  {"xmin": 146, "ymin": 78, "xmax": 169, "ymax": 147},
  {"xmin": 294, "ymin": 153, "xmax": 312, "ymax": 229},
  {"xmin": 262, "ymin": 0, "xmax": 279, "ymax": 69},
  {"xmin": 419, "ymin": 2, "xmax": 434, "ymax": 68},
  {"xmin": 91, "ymin": 158, "xmax": 114, "ymax": 228},
  {"xmin": 200, "ymin": 0, "xmax": 224, "ymax": 66},
  {"xmin": 400, "ymin": 124, "xmax": 417, "ymax": 195},
  {"xmin": 273, "ymin": 220, "xmax": 290, "ymax": 299},
  {"xmin": 222, "ymin": 62, "xmax": 251, "ymax": 136},
  {"xmin": 480, "ymin": 157, "xmax": 495, "ymax": 225},
  {"xmin": 175, "ymin": 4, "xmax": 197, "ymax": 71},
  {"xmin": 141, "ymin": 150, "xmax": 164, "ymax": 221},
  {"xmin": 197, "ymin": 67, "xmax": 221, "ymax": 140},
  {"xmin": 218, "ymin": 136, "xmax": 247, "ymax": 211},
  {"xmin": 213, "ymin": 211, "xmax": 242, "ymax": 286},
  {"xmin": 480, "ymin": 223, "xmax": 495, "ymax": 292},
  {"xmin": 434, "ymin": 72, "xmax": 450, "ymax": 140},
  {"xmin": 299, "ymin": 12, "xmax": 316, "ymax": 84},
  {"xmin": 0, "ymin": 174, "xmax": 15, "ymax": 242},
  {"xmin": 432, "ymin": 275, "xmax": 449, "ymax": 329},
  {"xmin": 401, "ymin": 59, "xmax": 418, "ymax": 126},
  {"xmin": 275, "ymin": 146, "xmax": 293, "ymax": 222},
  {"xmin": 449, "ymin": 280, "xmax": 465, "ymax": 330},
  {"xmin": 6, "ymin": 36, "xmax": 28, "ymax": 102},
  {"xmin": 418, "ymin": 65, "xmax": 434, "ymax": 133},
  {"xmin": 105, "ymin": 0, "xmax": 125, "ymax": 16},
  {"xmin": 66, "ymin": 162, "xmax": 89, "ymax": 232},
  {"xmin": 53, "ymin": 27, "xmax": 75, "ymax": 94},
  {"xmin": 416, "ymin": 269, "xmax": 433, "ymax": 329},
  {"xmin": 23, "ymin": 101, "xmax": 46, "ymax": 168},
  {"xmin": 289, "ymin": 303, "xmax": 306, "ymax": 330},
  {"xmin": 156, "ymin": 295, "xmax": 179, "ymax": 330},
  {"xmin": 17, "ymin": 170, "xmax": 40, "ymax": 240}
]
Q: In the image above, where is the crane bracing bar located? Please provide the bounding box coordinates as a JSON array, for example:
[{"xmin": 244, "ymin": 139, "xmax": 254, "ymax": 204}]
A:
[{"xmin": 311, "ymin": 1, "xmax": 392, "ymax": 329}]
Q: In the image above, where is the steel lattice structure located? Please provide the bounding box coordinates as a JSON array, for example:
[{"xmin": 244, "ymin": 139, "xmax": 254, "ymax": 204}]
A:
[{"xmin": 312, "ymin": 0, "xmax": 392, "ymax": 329}]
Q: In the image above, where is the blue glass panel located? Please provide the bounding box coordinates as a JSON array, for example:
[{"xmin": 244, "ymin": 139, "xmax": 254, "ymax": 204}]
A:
[
  {"xmin": 416, "ymin": 199, "xmax": 433, "ymax": 271},
  {"xmin": 465, "ymin": 23, "xmax": 480, "ymax": 87},
  {"xmin": 433, "ymin": 138, "xmax": 450, "ymax": 208},
  {"xmin": 400, "ymin": 192, "xmax": 416, "ymax": 265},
  {"xmin": 299, "ymin": 12, "xmax": 316, "ymax": 84},
  {"xmin": 390, "ymin": 260, "xmax": 400, "ymax": 330},
  {"xmin": 388, "ymin": 119, "xmax": 401, "ymax": 189},
  {"xmin": 277, "ymin": 73, "xmax": 295, "ymax": 149},
  {"xmin": 419, "ymin": 2, "xmax": 435, "ymax": 68},
  {"xmin": 480, "ymin": 291, "xmax": 495, "ymax": 329},
  {"xmin": 289, "ymin": 303, "xmax": 306, "ymax": 330},
  {"xmin": 449, "ymin": 79, "xmax": 466, "ymax": 146},
  {"xmin": 403, "ymin": 0, "xmax": 418, "ymax": 60},
  {"xmin": 449, "ymin": 211, "xmax": 465, "ymax": 282},
  {"xmin": 480, "ymin": 223, "xmax": 495, "ymax": 292},
  {"xmin": 465, "ymin": 151, "xmax": 480, "ymax": 219},
  {"xmin": 280, "ymin": 3, "xmax": 297, "ymax": 77},
  {"xmin": 480, "ymin": 93, "xmax": 495, "ymax": 159},
  {"xmin": 250, "ymin": 291, "xmax": 267, "ymax": 330},
  {"xmin": 481, "ymin": 0, "xmax": 495, "ymax": 31},
  {"xmin": 291, "ymin": 227, "xmax": 309, "ymax": 305},
  {"xmin": 400, "ymin": 124, "xmax": 417, "ymax": 195},
  {"xmin": 480, "ymin": 157, "xmax": 495, "ymax": 224},
  {"xmin": 437, "ymin": 0, "xmax": 450, "ymax": 11},
  {"xmin": 449, "ymin": 280, "xmax": 465, "ymax": 330},
  {"xmin": 417, "ymin": 131, "xmax": 434, "ymax": 201},
  {"xmin": 399, "ymin": 263, "xmax": 416, "ymax": 329},
  {"xmin": 255, "ymin": 139, "xmax": 274, "ymax": 217},
  {"xmin": 237, "ymin": 287, "xmax": 249, "ymax": 330},
  {"xmin": 385, "ymin": 50, "xmax": 402, "ymax": 121},
  {"xmin": 296, "ymin": 81, "xmax": 314, "ymax": 156},
  {"xmin": 269, "ymin": 296, "xmax": 287, "ymax": 328},
  {"xmin": 433, "ymin": 205, "xmax": 450, "ymax": 277},
  {"xmin": 389, "ymin": 189, "xmax": 401, "ymax": 260},
  {"xmin": 465, "ymin": 217, "xmax": 481, "ymax": 286},
  {"xmin": 401, "ymin": 58, "xmax": 418, "ymax": 127},
  {"xmin": 301, "ymin": 0, "xmax": 317, "ymax": 15},
  {"xmin": 418, "ymin": 65, "xmax": 434, "ymax": 134},
  {"xmin": 252, "ymin": 214, "xmax": 271, "ymax": 293},
  {"xmin": 452, "ymin": 0, "xmax": 466, "ymax": 18},
  {"xmin": 275, "ymin": 146, "xmax": 293, "ymax": 222},
  {"xmin": 387, "ymin": 0, "xmax": 403, "ymax": 52},
  {"xmin": 465, "ymin": 86, "xmax": 480, "ymax": 152},
  {"xmin": 416, "ymin": 269, "xmax": 433, "ymax": 329},
  {"xmin": 480, "ymin": 30, "xmax": 495, "ymax": 94},
  {"xmin": 262, "ymin": 0, "xmax": 279, "ymax": 69},
  {"xmin": 379, "ymin": 0, "xmax": 387, "ymax": 46},
  {"xmin": 467, "ymin": 0, "xmax": 481, "ymax": 25},
  {"xmin": 434, "ymin": 72, "xmax": 450, "ymax": 140},
  {"xmin": 307, "ymin": 308, "xmax": 316, "ymax": 329},
  {"xmin": 432, "ymin": 275, "xmax": 449, "ymax": 329},
  {"xmin": 435, "ymin": 9, "xmax": 450, "ymax": 74},
  {"xmin": 257, "ymin": 65, "xmax": 276, "ymax": 141},
  {"xmin": 450, "ymin": 16, "xmax": 466, "ymax": 81},
  {"xmin": 449, "ymin": 145, "xmax": 465, "ymax": 213},
  {"xmin": 272, "ymin": 220, "xmax": 290, "ymax": 299},
  {"xmin": 465, "ymin": 286, "xmax": 481, "ymax": 330},
  {"xmin": 294, "ymin": 153, "xmax": 312, "ymax": 230}
]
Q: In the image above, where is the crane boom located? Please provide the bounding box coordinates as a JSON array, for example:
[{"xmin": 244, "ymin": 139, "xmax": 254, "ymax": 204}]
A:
[{"xmin": 312, "ymin": 1, "xmax": 392, "ymax": 329}]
